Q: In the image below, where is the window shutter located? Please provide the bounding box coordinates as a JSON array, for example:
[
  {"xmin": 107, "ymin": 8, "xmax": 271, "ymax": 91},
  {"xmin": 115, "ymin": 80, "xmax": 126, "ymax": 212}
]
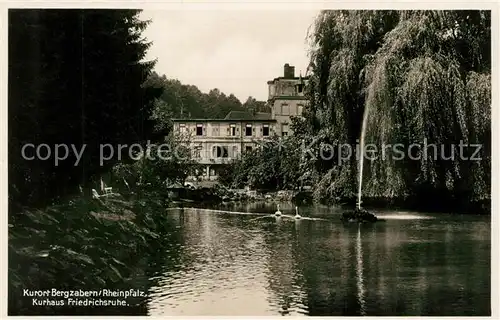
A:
[{"xmin": 227, "ymin": 128, "xmax": 230, "ymax": 135}]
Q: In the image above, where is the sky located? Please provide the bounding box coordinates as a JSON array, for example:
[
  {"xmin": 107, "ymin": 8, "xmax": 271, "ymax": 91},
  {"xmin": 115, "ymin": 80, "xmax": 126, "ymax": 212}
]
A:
[{"xmin": 140, "ymin": 10, "xmax": 319, "ymax": 102}]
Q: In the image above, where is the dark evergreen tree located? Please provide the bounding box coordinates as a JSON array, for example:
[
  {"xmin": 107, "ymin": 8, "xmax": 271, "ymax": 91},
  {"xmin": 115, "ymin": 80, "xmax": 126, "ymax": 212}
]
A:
[{"xmin": 8, "ymin": 9, "xmax": 163, "ymax": 210}]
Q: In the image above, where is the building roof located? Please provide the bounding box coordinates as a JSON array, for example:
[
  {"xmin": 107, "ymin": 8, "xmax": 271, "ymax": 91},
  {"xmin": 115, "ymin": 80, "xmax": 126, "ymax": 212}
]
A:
[
  {"xmin": 267, "ymin": 95, "xmax": 309, "ymax": 103},
  {"xmin": 224, "ymin": 111, "xmax": 272, "ymax": 121},
  {"xmin": 267, "ymin": 76, "xmax": 310, "ymax": 84},
  {"xmin": 172, "ymin": 111, "xmax": 275, "ymax": 122}
]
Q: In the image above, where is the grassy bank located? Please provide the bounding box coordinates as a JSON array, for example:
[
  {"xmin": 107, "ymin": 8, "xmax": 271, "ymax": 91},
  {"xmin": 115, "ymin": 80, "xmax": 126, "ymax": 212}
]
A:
[{"xmin": 8, "ymin": 193, "xmax": 174, "ymax": 315}]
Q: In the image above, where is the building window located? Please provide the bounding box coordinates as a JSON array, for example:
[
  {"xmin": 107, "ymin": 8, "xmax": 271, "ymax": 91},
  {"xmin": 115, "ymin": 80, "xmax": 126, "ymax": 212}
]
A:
[
  {"xmin": 263, "ymin": 124, "xmax": 270, "ymax": 136},
  {"xmin": 269, "ymin": 85, "xmax": 275, "ymax": 97},
  {"xmin": 281, "ymin": 104, "xmax": 290, "ymax": 116},
  {"xmin": 213, "ymin": 146, "xmax": 229, "ymax": 158},
  {"xmin": 245, "ymin": 124, "xmax": 252, "ymax": 136},
  {"xmin": 230, "ymin": 123, "xmax": 236, "ymax": 136},
  {"xmin": 298, "ymin": 105, "xmax": 304, "ymax": 115},
  {"xmin": 245, "ymin": 146, "xmax": 253, "ymax": 153},
  {"xmin": 179, "ymin": 123, "xmax": 186, "ymax": 133},
  {"xmin": 196, "ymin": 124, "xmax": 203, "ymax": 136},
  {"xmin": 193, "ymin": 146, "xmax": 202, "ymax": 158},
  {"xmin": 212, "ymin": 126, "xmax": 219, "ymax": 136},
  {"xmin": 282, "ymin": 123, "xmax": 289, "ymax": 136},
  {"xmin": 232, "ymin": 146, "xmax": 238, "ymax": 158},
  {"xmin": 296, "ymin": 83, "xmax": 304, "ymax": 94}
]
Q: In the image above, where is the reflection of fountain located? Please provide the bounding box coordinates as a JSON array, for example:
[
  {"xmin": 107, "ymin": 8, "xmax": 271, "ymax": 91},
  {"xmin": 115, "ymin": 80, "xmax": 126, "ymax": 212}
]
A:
[
  {"xmin": 294, "ymin": 218, "xmax": 301, "ymax": 233},
  {"xmin": 355, "ymin": 225, "xmax": 366, "ymax": 315}
]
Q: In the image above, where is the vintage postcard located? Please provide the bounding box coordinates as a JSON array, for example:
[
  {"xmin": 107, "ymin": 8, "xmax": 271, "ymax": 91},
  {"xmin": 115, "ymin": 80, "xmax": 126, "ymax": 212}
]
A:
[{"xmin": 5, "ymin": 3, "xmax": 496, "ymax": 317}]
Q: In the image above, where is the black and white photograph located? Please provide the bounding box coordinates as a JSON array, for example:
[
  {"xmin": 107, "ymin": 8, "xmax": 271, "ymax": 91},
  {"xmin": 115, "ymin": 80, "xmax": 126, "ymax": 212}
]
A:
[{"xmin": 6, "ymin": 4, "xmax": 494, "ymax": 316}]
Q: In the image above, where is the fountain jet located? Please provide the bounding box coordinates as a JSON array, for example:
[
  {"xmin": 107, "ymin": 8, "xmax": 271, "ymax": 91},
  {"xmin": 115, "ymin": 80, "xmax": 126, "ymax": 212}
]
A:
[
  {"xmin": 341, "ymin": 101, "xmax": 379, "ymax": 223},
  {"xmin": 357, "ymin": 98, "xmax": 371, "ymax": 211}
]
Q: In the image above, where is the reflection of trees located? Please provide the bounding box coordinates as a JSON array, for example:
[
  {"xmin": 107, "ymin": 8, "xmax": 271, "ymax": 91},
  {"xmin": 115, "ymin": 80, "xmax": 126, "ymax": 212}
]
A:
[
  {"xmin": 147, "ymin": 208, "xmax": 273, "ymax": 316},
  {"xmin": 294, "ymin": 222, "xmax": 360, "ymax": 316},
  {"xmin": 262, "ymin": 216, "xmax": 370, "ymax": 316},
  {"xmin": 359, "ymin": 219, "xmax": 490, "ymax": 316},
  {"xmin": 290, "ymin": 217, "xmax": 491, "ymax": 316},
  {"xmin": 261, "ymin": 218, "xmax": 307, "ymax": 315},
  {"xmin": 218, "ymin": 201, "xmax": 294, "ymax": 215},
  {"xmin": 144, "ymin": 208, "xmax": 188, "ymax": 279},
  {"xmin": 144, "ymin": 205, "xmax": 490, "ymax": 316},
  {"xmin": 145, "ymin": 208, "xmax": 194, "ymax": 315}
]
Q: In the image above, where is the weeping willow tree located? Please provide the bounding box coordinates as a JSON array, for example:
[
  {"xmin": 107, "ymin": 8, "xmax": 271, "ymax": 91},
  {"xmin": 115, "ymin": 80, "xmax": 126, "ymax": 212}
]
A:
[{"xmin": 306, "ymin": 10, "xmax": 490, "ymax": 209}]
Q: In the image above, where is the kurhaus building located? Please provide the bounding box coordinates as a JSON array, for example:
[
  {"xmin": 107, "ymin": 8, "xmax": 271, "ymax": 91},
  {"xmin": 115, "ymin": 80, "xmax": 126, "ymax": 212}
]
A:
[{"xmin": 172, "ymin": 63, "xmax": 309, "ymax": 181}]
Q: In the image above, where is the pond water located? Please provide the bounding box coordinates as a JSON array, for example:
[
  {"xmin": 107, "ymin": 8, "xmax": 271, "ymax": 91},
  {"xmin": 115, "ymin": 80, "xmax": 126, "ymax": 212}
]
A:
[{"xmin": 146, "ymin": 202, "xmax": 490, "ymax": 316}]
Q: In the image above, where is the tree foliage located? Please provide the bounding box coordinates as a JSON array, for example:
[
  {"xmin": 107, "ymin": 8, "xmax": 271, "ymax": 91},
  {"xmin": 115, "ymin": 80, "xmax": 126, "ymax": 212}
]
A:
[
  {"xmin": 145, "ymin": 72, "xmax": 270, "ymax": 119},
  {"xmin": 306, "ymin": 10, "xmax": 490, "ymax": 207},
  {"xmin": 111, "ymin": 133, "xmax": 202, "ymax": 194},
  {"xmin": 218, "ymin": 133, "xmax": 313, "ymax": 191},
  {"xmin": 9, "ymin": 9, "xmax": 163, "ymax": 210},
  {"xmin": 220, "ymin": 10, "xmax": 490, "ymax": 212}
]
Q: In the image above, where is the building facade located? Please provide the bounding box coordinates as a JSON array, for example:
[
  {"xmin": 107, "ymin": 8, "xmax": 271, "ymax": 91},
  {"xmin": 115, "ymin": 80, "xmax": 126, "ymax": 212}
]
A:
[
  {"xmin": 172, "ymin": 63, "xmax": 309, "ymax": 181},
  {"xmin": 173, "ymin": 112, "xmax": 277, "ymax": 180},
  {"xmin": 267, "ymin": 63, "xmax": 309, "ymax": 136}
]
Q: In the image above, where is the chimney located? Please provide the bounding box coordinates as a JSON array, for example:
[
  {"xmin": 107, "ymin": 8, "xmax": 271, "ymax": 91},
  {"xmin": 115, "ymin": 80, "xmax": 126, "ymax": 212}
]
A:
[{"xmin": 284, "ymin": 63, "xmax": 295, "ymax": 78}]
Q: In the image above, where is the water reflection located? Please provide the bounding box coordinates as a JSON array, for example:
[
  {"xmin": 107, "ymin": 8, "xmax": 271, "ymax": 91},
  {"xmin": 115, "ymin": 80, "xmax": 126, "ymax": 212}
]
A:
[
  {"xmin": 147, "ymin": 203, "xmax": 490, "ymax": 316},
  {"xmin": 356, "ymin": 225, "xmax": 366, "ymax": 316}
]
